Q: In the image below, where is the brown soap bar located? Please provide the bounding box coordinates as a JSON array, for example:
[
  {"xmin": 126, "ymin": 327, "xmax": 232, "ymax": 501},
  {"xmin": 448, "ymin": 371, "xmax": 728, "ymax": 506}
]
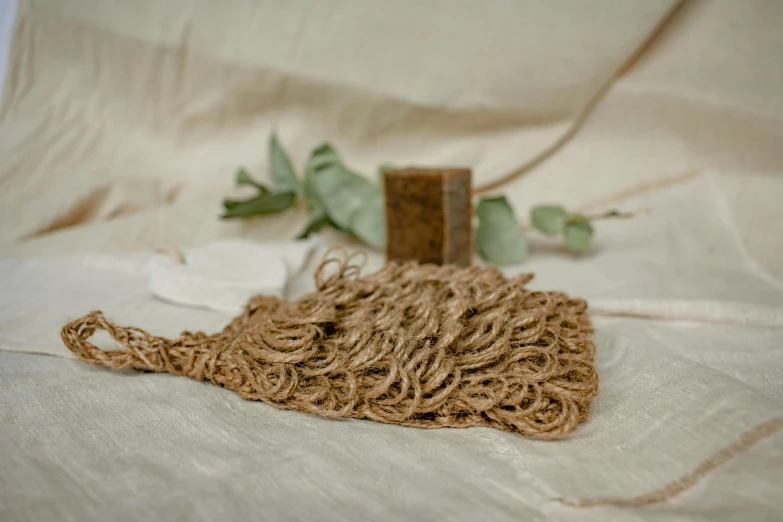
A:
[{"xmin": 384, "ymin": 168, "xmax": 472, "ymax": 266}]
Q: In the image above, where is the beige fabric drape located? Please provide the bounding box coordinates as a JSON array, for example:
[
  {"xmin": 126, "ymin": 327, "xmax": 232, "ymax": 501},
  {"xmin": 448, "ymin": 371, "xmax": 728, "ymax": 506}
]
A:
[
  {"xmin": 1, "ymin": 0, "xmax": 683, "ymax": 252},
  {"xmin": 1, "ymin": 1, "xmax": 782, "ymax": 520}
]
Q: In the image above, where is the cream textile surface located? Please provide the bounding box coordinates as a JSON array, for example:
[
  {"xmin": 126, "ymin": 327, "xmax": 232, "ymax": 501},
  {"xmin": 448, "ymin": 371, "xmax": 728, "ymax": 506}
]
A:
[{"xmin": 2, "ymin": 1, "xmax": 783, "ymax": 521}]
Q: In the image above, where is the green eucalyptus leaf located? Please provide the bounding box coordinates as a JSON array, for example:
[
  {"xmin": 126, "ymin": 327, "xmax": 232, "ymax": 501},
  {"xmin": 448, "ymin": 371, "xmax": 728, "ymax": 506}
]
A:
[
  {"xmin": 475, "ymin": 196, "xmax": 528, "ymax": 265},
  {"xmin": 531, "ymin": 204, "xmax": 567, "ymax": 236},
  {"xmin": 350, "ymin": 192, "xmax": 386, "ymax": 250},
  {"xmin": 296, "ymin": 209, "xmax": 335, "ymax": 239},
  {"xmin": 563, "ymin": 217, "xmax": 593, "ymax": 252},
  {"xmin": 235, "ymin": 168, "xmax": 269, "ymax": 193},
  {"xmin": 308, "ymin": 143, "xmax": 341, "ymax": 171},
  {"xmin": 304, "ymin": 143, "xmax": 342, "ymax": 205},
  {"xmin": 269, "ymin": 133, "xmax": 300, "ymax": 194},
  {"xmin": 307, "ymin": 162, "xmax": 378, "ymax": 231},
  {"xmin": 303, "ymin": 144, "xmax": 385, "ymax": 248},
  {"xmin": 223, "ymin": 198, "xmax": 248, "ymax": 210},
  {"xmin": 220, "ymin": 191, "xmax": 296, "ymax": 219},
  {"xmin": 235, "ymin": 168, "xmax": 255, "ymax": 186}
]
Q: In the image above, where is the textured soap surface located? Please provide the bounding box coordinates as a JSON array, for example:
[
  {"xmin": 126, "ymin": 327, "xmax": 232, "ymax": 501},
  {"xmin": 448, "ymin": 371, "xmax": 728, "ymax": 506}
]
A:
[{"xmin": 384, "ymin": 168, "xmax": 472, "ymax": 266}]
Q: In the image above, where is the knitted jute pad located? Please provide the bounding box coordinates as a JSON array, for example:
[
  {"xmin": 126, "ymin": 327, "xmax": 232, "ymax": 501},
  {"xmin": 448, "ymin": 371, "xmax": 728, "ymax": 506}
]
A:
[{"xmin": 61, "ymin": 253, "xmax": 599, "ymax": 439}]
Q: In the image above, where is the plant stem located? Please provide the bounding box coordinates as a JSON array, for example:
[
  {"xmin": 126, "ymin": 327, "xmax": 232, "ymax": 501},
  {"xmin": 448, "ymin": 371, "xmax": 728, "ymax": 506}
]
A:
[
  {"xmin": 521, "ymin": 207, "xmax": 647, "ymax": 232},
  {"xmin": 582, "ymin": 207, "xmax": 649, "ymax": 222}
]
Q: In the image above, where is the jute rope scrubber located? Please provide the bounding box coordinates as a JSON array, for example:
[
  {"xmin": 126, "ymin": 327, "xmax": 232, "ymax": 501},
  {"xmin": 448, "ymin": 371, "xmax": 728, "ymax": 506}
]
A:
[{"xmin": 61, "ymin": 251, "xmax": 599, "ymax": 440}]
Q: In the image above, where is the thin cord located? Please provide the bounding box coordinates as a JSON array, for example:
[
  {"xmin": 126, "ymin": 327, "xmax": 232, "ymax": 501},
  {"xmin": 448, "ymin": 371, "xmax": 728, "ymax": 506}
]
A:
[
  {"xmin": 558, "ymin": 416, "xmax": 783, "ymax": 508},
  {"xmin": 473, "ymin": 0, "xmax": 688, "ymax": 195}
]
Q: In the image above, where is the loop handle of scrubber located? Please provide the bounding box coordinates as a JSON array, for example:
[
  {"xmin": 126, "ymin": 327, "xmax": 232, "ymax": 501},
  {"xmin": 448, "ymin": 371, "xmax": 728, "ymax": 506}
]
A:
[{"xmin": 60, "ymin": 311, "xmax": 201, "ymax": 373}]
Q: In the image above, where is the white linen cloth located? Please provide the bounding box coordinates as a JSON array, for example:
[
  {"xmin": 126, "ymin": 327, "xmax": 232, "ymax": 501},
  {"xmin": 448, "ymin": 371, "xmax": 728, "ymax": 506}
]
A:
[{"xmin": 1, "ymin": 1, "xmax": 782, "ymax": 520}]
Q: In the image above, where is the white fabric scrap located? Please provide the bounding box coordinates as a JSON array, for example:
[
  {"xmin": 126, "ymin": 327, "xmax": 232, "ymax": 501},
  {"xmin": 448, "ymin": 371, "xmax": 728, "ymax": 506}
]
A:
[{"xmin": 147, "ymin": 239, "xmax": 315, "ymax": 313}]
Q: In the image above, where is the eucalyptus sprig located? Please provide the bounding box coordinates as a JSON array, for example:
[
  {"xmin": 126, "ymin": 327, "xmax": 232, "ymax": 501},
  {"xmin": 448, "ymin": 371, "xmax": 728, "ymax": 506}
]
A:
[
  {"xmin": 220, "ymin": 135, "xmax": 300, "ymax": 219},
  {"xmin": 220, "ymin": 133, "xmax": 639, "ymax": 265},
  {"xmin": 531, "ymin": 204, "xmax": 594, "ymax": 252}
]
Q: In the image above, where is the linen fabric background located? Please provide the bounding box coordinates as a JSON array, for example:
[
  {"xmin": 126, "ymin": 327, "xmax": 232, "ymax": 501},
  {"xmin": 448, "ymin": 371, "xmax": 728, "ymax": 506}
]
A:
[{"xmin": 1, "ymin": 1, "xmax": 782, "ymax": 520}]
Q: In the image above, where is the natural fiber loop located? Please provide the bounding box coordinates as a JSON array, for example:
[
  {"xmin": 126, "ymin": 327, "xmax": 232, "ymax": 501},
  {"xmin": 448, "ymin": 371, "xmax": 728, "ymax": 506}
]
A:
[
  {"xmin": 61, "ymin": 311, "xmax": 212, "ymax": 373},
  {"xmin": 61, "ymin": 253, "xmax": 598, "ymax": 439},
  {"xmin": 313, "ymin": 247, "xmax": 368, "ymax": 290}
]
